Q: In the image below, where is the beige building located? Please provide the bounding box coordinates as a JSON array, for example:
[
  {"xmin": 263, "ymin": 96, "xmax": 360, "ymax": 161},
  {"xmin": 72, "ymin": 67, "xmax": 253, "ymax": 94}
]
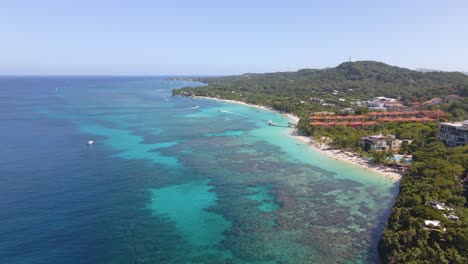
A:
[{"xmin": 360, "ymin": 135, "xmax": 411, "ymax": 153}]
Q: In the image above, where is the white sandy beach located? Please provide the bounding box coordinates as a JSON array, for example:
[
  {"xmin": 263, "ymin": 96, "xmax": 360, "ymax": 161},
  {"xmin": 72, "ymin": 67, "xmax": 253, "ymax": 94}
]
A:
[
  {"xmin": 195, "ymin": 96, "xmax": 401, "ymax": 182},
  {"xmin": 290, "ymin": 130, "xmax": 402, "ymax": 182},
  {"xmin": 197, "ymin": 96, "xmax": 302, "ymax": 122},
  {"xmin": 197, "ymin": 96, "xmax": 273, "ymax": 111}
]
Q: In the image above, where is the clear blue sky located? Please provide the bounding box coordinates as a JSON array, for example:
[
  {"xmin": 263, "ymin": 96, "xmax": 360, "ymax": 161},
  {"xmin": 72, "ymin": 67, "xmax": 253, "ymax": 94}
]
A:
[{"xmin": 1, "ymin": 0, "xmax": 467, "ymax": 75}]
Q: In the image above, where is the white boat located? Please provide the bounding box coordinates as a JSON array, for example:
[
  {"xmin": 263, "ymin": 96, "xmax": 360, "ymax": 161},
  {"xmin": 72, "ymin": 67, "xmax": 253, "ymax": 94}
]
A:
[
  {"xmin": 267, "ymin": 120, "xmax": 275, "ymax": 126},
  {"xmin": 87, "ymin": 140, "xmax": 94, "ymax": 145}
]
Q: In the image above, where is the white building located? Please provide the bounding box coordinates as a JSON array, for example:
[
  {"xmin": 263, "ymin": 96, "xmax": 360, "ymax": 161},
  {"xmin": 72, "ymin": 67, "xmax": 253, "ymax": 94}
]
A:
[
  {"xmin": 437, "ymin": 120, "xmax": 468, "ymax": 147},
  {"xmin": 367, "ymin": 97, "xmax": 398, "ymax": 111}
]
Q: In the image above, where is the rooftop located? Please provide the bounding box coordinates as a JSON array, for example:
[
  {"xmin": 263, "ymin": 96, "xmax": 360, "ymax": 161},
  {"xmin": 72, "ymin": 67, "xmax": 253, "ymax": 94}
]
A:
[
  {"xmin": 424, "ymin": 220, "xmax": 441, "ymax": 227},
  {"xmin": 439, "ymin": 120, "xmax": 468, "ymax": 130}
]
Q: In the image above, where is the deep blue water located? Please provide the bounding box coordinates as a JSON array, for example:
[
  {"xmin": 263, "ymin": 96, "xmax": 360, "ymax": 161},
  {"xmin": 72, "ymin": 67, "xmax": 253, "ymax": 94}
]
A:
[{"xmin": 0, "ymin": 77, "xmax": 398, "ymax": 263}]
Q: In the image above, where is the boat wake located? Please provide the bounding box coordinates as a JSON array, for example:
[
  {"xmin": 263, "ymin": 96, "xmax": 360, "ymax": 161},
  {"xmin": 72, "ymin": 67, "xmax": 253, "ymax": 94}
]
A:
[
  {"xmin": 217, "ymin": 109, "xmax": 247, "ymax": 117},
  {"xmin": 181, "ymin": 105, "xmax": 200, "ymax": 110},
  {"xmin": 218, "ymin": 109, "xmax": 234, "ymax": 114}
]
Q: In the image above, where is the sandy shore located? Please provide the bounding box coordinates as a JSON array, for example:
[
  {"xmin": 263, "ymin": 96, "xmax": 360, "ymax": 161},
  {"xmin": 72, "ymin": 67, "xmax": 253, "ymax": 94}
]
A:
[
  {"xmin": 196, "ymin": 96, "xmax": 300, "ymax": 122},
  {"xmin": 290, "ymin": 130, "xmax": 402, "ymax": 182},
  {"xmin": 194, "ymin": 96, "xmax": 401, "ymax": 182}
]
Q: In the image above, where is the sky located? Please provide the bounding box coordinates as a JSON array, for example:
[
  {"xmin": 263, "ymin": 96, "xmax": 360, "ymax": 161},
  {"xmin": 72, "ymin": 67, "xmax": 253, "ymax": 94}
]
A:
[{"xmin": 0, "ymin": 0, "xmax": 467, "ymax": 75}]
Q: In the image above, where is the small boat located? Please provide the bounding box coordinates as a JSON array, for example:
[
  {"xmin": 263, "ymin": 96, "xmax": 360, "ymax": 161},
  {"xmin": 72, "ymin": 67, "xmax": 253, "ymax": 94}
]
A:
[
  {"xmin": 87, "ymin": 140, "xmax": 94, "ymax": 145},
  {"xmin": 267, "ymin": 120, "xmax": 275, "ymax": 126}
]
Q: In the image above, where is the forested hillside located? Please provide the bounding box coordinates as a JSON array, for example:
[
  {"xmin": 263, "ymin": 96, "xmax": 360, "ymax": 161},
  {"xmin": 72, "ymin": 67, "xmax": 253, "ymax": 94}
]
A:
[
  {"xmin": 379, "ymin": 142, "xmax": 468, "ymax": 263},
  {"xmin": 174, "ymin": 61, "xmax": 468, "ymax": 116}
]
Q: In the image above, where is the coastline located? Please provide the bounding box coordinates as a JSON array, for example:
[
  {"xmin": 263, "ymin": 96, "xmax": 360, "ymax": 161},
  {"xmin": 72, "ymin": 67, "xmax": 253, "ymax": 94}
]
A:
[
  {"xmin": 290, "ymin": 130, "xmax": 402, "ymax": 182},
  {"xmin": 194, "ymin": 96, "xmax": 401, "ymax": 182},
  {"xmin": 196, "ymin": 96, "xmax": 301, "ymax": 122}
]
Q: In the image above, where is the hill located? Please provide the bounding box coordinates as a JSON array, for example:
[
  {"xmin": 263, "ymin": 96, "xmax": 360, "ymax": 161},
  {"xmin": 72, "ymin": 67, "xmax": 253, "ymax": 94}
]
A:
[{"xmin": 174, "ymin": 61, "xmax": 468, "ymax": 116}]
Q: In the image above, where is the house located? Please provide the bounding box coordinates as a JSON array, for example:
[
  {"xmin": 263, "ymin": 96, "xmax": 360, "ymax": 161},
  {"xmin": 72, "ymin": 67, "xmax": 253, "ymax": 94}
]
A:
[
  {"xmin": 424, "ymin": 220, "xmax": 446, "ymax": 231},
  {"xmin": 367, "ymin": 97, "xmax": 399, "ymax": 111},
  {"xmin": 428, "ymin": 201, "xmax": 454, "ymax": 212},
  {"xmin": 367, "ymin": 101, "xmax": 387, "ymax": 110},
  {"xmin": 423, "ymin": 98, "xmax": 443, "ymax": 106},
  {"xmin": 373, "ymin": 97, "xmax": 397, "ymax": 102},
  {"xmin": 390, "ymin": 139, "xmax": 412, "ymax": 153},
  {"xmin": 443, "ymin": 214, "xmax": 459, "ymax": 220},
  {"xmin": 361, "ymin": 135, "xmax": 391, "ymax": 152},
  {"xmin": 309, "ymin": 98, "xmax": 324, "ymax": 103},
  {"xmin": 360, "ymin": 135, "xmax": 408, "ymax": 153},
  {"xmin": 437, "ymin": 120, "xmax": 468, "ymax": 147},
  {"xmin": 339, "ymin": 108, "xmax": 354, "ymax": 114},
  {"xmin": 428, "ymin": 201, "xmax": 459, "ymax": 221},
  {"xmin": 424, "ymin": 220, "xmax": 441, "ymax": 228}
]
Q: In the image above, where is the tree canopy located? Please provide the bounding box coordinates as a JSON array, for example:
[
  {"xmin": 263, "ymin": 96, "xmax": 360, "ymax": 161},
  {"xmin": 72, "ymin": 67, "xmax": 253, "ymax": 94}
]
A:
[{"xmin": 174, "ymin": 61, "xmax": 468, "ymax": 117}]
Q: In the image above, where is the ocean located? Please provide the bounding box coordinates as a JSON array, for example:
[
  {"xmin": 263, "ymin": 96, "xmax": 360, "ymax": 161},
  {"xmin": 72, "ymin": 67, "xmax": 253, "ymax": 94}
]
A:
[{"xmin": 0, "ymin": 77, "xmax": 399, "ymax": 263}]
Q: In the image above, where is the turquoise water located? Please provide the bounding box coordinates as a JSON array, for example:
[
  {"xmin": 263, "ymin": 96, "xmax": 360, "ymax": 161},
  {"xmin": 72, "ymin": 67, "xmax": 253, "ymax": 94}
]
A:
[
  {"xmin": 246, "ymin": 185, "xmax": 280, "ymax": 212},
  {"xmin": 148, "ymin": 180, "xmax": 231, "ymax": 247},
  {"xmin": 0, "ymin": 77, "xmax": 398, "ymax": 263}
]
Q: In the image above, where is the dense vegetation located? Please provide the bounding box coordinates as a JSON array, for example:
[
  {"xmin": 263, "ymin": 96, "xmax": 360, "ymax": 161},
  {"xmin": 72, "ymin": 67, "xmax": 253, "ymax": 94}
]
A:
[
  {"xmin": 174, "ymin": 61, "xmax": 468, "ymax": 116},
  {"xmin": 379, "ymin": 143, "xmax": 467, "ymax": 263},
  {"xmin": 435, "ymin": 97, "xmax": 468, "ymax": 121},
  {"xmin": 174, "ymin": 61, "xmax": 468, "ymax": 263}
]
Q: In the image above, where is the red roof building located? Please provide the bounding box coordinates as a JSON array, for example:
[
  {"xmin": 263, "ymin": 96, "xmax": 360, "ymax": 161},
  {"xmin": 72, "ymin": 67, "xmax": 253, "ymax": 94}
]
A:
[{"xmin": 308, "ymin": 110, "xmax": 445, "ymax": 128}]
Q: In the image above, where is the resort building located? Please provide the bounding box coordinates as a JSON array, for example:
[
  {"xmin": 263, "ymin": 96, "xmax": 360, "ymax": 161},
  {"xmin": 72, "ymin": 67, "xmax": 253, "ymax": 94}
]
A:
[
  {"xmin": 437, "ymin": 120, "xmax": 468, "ymax": 147},
  {"xmin": 309, "ymin": 110, "xmax": 447, "ymax": 128}
]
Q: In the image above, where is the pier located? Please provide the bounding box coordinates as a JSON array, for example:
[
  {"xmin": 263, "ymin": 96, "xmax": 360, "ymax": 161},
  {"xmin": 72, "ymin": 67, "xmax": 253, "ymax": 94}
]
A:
[{"xmin": 267, "ymin": 120, "xmax": 297, "ymax": 128}]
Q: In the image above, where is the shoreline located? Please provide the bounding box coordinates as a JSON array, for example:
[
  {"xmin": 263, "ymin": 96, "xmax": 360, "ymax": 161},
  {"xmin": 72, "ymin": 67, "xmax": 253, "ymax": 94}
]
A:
[
  {"xmin": 194, "ymin": 96, "xmax": 401, "ymax": 182},
  {"xmin": 196, "ymin": 96, "xmax": 301, "ymax": 122},
  {"xmin": 290, "ymin": 130, "xmax": 402, "ymax": 182}
]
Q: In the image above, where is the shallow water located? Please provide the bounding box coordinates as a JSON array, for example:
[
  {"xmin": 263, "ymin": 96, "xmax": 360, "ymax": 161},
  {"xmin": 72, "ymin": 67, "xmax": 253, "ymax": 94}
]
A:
[{"xmin": 0, "ymin": 77, "xmax": 398, "ymax": 263}]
